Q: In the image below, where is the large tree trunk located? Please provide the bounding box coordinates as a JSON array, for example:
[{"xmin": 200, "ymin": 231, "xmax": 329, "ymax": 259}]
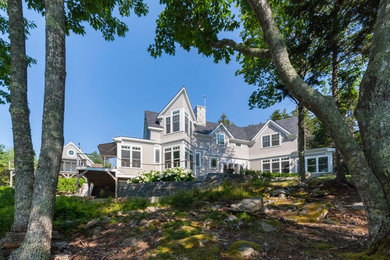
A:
[
  {"xmin": 7, "ymin": 0, "xmax": 34, "ymax": 232},
  {"xmin": 330, "ymin": 0, "xmax": 347, "ymax": 184},
  {"xmin": 355, "ymin": 0, "xmax": 390, "ymax": 247},
  {"xmin": 297, "ymin": 103, "xmax": 305, "ymax": 182},
  {"xmin": 10, "ymin": 0, "xmax": 66, "ymax": 258},
  {"xmin": 247, "ymin": 0, "xmax": 390, "ymax": 248}
]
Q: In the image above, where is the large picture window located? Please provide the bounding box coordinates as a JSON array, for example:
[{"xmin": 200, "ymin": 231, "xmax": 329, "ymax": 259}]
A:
[
  {"xmin": 262, "ymin": 157, "xmax": 290, "ymax": 173},
  {"xmin": 307, "ymin": 158, "xmax": 317, "ymax": 172},
  {"xmin": 173, "ymin": 110, "xmax": 180, "ymax": 132},
  {"xmin": 318, "ymin": 156, "xmax": 329, "ymax": 172}
]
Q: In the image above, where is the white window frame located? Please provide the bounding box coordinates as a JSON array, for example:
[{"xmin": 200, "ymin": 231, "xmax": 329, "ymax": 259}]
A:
[
  {"xmin": 262, "ymin": 133, "xmax": 281, "ymax": 148},
  {"xmin": 262, "ymin": 157, "xmax": 290, "ymax": 173},
  {"xmin": 172, "ymin": 109, "xmax": 180, "ymax": 132},
  {"xmin": 195, "ymin": 152, "xmax": 202, "ymax": 168},
  {"xmin": 216, "ymin": 133, "xmax": 225, "ymax": 145},
  {"xmin": 154, "ymin": 147, "xmax": 161, "ymax": 164},
  {"xmin": 305, "ymin": 155, "xmax": 330, "ymax": 173},
  {"xmin": 164, "ymin": 145, "xmax": 181, "ymax": 169},
  {"xmin": 120, "ymin": 145, "xmax": 142, "ymax": 168},
  {"xmin": 165, "ymin": 116, "xmax": 171, "ymax": 134}
]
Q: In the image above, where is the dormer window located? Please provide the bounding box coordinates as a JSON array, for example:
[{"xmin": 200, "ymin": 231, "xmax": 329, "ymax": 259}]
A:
[
  {"xmin": 173, "ymin": 110, "xmax": 180, "ymax": 132},
  {"xmin": 217, "ymin": 133, "xmax": 225, "ymax": 145}
]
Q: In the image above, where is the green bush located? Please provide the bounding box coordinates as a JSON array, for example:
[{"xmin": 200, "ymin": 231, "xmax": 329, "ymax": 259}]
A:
[
  {"xmin": 128, "ymin": 168, "xmax": 195, "ymax": 184},
  {"xmin": 57, "ymin": 177, "xmax": 86, "ymax": 194},
  {"xmin": 0, "ymin": 187, "xmax": 15, "ymax": 237}
]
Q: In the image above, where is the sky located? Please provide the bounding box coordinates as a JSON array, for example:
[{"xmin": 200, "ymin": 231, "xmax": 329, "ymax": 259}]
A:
[{"xmin": 0, "ymin": 2, "xmax": 295, "ymax": 154}]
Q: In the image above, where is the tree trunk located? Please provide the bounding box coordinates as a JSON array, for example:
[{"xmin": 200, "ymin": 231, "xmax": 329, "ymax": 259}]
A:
[
  {"xmin": 247, "ymin": 0, "xmax": 390, "ymax": 248},
  {"xmin": 330, "ymin": 0, "xmax": 347, "ymax": 184},
  {"xmin": 297, "ymin": 103, "xmax": 305, "ymax": 182},
  {"xmin": 7, "ymin": 0, "xmax": 35, "ymax": 232},
  {"xmin": 10, "ymin": 0, "xmax": 66, "ymax": 258},
  {"xmin": 355, "ymin": 0, "xmax": 390, "ymax": 248}
]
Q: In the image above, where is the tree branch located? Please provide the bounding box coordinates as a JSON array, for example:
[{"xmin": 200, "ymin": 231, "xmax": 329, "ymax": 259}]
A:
[{"xmin": 212, "ymin": 38, "xmax": 270, "ymax": 59}]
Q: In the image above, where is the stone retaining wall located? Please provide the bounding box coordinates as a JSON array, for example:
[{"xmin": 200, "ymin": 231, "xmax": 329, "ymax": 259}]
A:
[{"xmin": 118, "ymin": 172, "xmax": 246, "ymax": 197}]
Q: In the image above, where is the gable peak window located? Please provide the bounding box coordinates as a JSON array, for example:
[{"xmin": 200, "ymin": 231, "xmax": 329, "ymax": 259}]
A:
[{"xmin": 217, "ymin": 133, "xmax": 225, "ymax": 145}]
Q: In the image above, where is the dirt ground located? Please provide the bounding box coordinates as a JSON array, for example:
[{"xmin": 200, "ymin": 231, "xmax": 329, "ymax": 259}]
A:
[{"xmin": 57, "ymin": 177, "xmax": 368, "ymax": 259}]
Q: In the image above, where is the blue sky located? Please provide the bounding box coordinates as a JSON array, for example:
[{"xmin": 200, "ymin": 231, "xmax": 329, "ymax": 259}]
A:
[{"xmin": 0, "ymin": 3, "xmax": 295, "ymax": 154}]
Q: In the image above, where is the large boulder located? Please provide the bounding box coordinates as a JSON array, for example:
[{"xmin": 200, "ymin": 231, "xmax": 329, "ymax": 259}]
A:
[{"xmin": 231, "ymin": 197, "xmax": 265, "ymax": 214}]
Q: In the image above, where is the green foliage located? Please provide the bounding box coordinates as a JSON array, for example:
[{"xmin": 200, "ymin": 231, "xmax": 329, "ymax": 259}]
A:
[
  {"xmin": 87, "ymin": 151, "xmax": 112, "ymax": 168},
  {"xmin": 26, "ymin": 0, "xmax": 148, "ymax": 41},
  {"xmin": 269, "ymin": 109, "xmax": 292, "ymax": 121},
  {"xmin": 0, "ymin": 145, "xmax": 13, "ymax": 186},
  {"xmin": 57, "ymin": 177, "xmax": 86, "ymax": 194},
  {"xmin": 128, "ymin": 168, "xmax": 195, "ymax": 184},
  {"xmin": 0, "ymin": 186, "xmax": 14, "ymax": 237},
  {"xmin": 217, "ymin": 113, "xmax": 235, "ymax": 126}
]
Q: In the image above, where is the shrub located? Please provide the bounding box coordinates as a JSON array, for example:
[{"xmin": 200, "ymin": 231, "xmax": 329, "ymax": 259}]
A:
[
  {"xmin": 57, "ymin": 177, "xmax": 86, "ymax": 194},
  {"xmin": 128, "ymin": 168, "xmax": 195, "ymax": 184},
  {"xmin": 0, "ymin": 187, "xmax": 14, "ymax": 237}
]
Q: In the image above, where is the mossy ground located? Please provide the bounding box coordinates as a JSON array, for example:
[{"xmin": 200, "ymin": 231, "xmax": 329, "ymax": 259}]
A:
[{"xmin": 1, "ymin": 174, "xmax": 370, "ymax": 259}]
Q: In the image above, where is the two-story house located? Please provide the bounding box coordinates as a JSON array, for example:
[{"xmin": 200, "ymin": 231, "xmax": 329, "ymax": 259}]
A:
[{"xmin": 98, "ymin": 87, "xmax": 334, "ymax": 186}]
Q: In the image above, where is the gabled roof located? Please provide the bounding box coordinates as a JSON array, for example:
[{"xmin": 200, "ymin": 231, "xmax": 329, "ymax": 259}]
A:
[
  {"xmin": 157, "ymin": 87, "xmax": 196, "ymax": 121},
  {"xmin": 63, "ymin": 142, "xmax": 94, "ymax": 164},
  {"xmin": 194, "ymin": 117, "xmax": 298, "ymax": 141},
  {"xmin": 145, "ymin": 110, "xmax": 162, "ymax": 129}
]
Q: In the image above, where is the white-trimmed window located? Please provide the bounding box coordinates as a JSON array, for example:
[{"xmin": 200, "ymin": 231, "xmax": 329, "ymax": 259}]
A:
[
  {"xmin": 217, "ymin": 133, "xmax": 225, "ymax": 145},
  {"xmin": 262, "ymin": 159, "xmax": 270, "ymax": 172},
  {"xmin": 165, "ymin": 146, "xmax": 181, "ymax": 169},
  {"xmin": 61, "ymin": 160, "xmax": 77, "ymax": 172},
  {"xmin": 173, "ymin": 110, "xmax": 180, "ymax": 132},
  {"xmin": 185, "ymin": 112, "xmax": 189, "ymax": 134},
  {"xmin": 132, "ymin": 147, "xmax": 141, "ymax": 168},
  {"xmin": 68, "ymin": 149, "xmax": 75, "ymax": 156},
  {"xmin": 166, "ymin": 117, "xmax": 171, "ymax": 134},
  {"xmin": 262, "ymin": 157, "xmax": 290, "ymax": 173},
  {"xmin": 271, "ymin": 134, "xmax": 280, "ymax": 146},
  {"xmin": 210, "ymin": 157, "xmax": 218, "ymax": 168},
  {"xmin": 196, "ymin": 152, "xmax": 201, "ymax": 167},
  {"xmin": 155, "ymin": 147, "xmax": 160, "ymax": 164},
  {"xmin": 185, "ymin": 147, "xmax": 194, "ymax": 170},
  {"xmin": 306, "ymin": 156, "xmax": 329, "ymax": 173},
  {"xmin": 271, "ymin": 159, "xmax": 280, "ymax": 173},
  {"xmin": 121, "ymin": 145, "xmax": 142, "ymax": 168},
  {"xmin": 262, "ymin": 135, "xmax": 270, "ymax": 147},
  {"xmin": 262, "ymin": 133, "xmax": 280, "ymax": 148}
]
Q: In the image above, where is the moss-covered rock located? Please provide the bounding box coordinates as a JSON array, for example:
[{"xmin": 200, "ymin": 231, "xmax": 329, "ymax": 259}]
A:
[
  {"xmin": 297, "ymin": 202, "xmax": 331, "ymax": 222},
  {"xmin": 227, "ymin": 240, "xmax": 262, "ymax": 258},
  {"xmin": 157, "ymin": 233, "xmax": 220, "ymax": 259}
]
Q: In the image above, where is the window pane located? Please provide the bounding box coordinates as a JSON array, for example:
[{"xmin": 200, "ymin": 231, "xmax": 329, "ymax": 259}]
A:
[
  {"xmin": 272, "ymin": 162, "xmax": 280, "ymax": 173},
  {"xmin": 173, "ymin": 114, "xmax": 180, "ymax": 132},
  {"xmin": 165, "ymin": 151, "xmax": 171, "ymax": 168},
  {"xmin": 173, "ymin": 150, "xmax": 180, "ymax": 167},
  {"xmin": 262, "ymin": 136, "xmax": 270, "ymax": 147},
  {"xmin": 307, "ymin": 158, "xmax": 316, "ymax": 172},
  {"xmin": 281, "ymin": 161, "xmax": 289, "ymax": 173},
  {"xmin": 211, "ymin": 158, "xmax": 217, "ymax": 168},
  {"xmin": 121, "ymin": 150, "xmax": 130, "ymax": 167},
  {"xmin": 185, "ymin": 115, "xmax": 189, "ymax": 134},
  {"xmin": 71, "ymin": 162, "xmax": 77, "ymax": 172},
  {"xmin": 155, "ymin": 149, "xmax": 160, "ymax": 163},
  {"xmin": 190, "ymin": 153, "xmax": 194, "ymax": 171},
  {"xmin": 132, "ymin": 150, "xmax": 141, "ymax": 168},
  {"xmin": 166, "ymin": 117, "xmax": 171, "ymax": 134},
  {"xmin": 318, "ymin": 157, "xmax": 329, "ymax": 172},
  {"xmin": 262, "ymin": 163, "xmax": 270, "ymax": 172},
  {"xmin": 271, "ymin": 134, "xmax": 280, "ymax": 146},
  {"xmin": 196, "ymin": 153, "xmax": 200, "ymax": 167},
  {"xmin": 217, "ymin": 134, "xmax": 224, "ymax": 144}
]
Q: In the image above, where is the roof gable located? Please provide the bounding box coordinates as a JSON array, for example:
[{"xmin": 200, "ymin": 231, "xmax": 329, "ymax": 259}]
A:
[
  {"xmin": 63, "ymin": 142, "xmax": 94, "ymax": 164},
  {"xmin": 157, "ymin": 87, "xmax": 196, "ymax": 121},
  {"xmin": 210, "ymin": 123, "xmax": 234, "ymax": 138}
]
